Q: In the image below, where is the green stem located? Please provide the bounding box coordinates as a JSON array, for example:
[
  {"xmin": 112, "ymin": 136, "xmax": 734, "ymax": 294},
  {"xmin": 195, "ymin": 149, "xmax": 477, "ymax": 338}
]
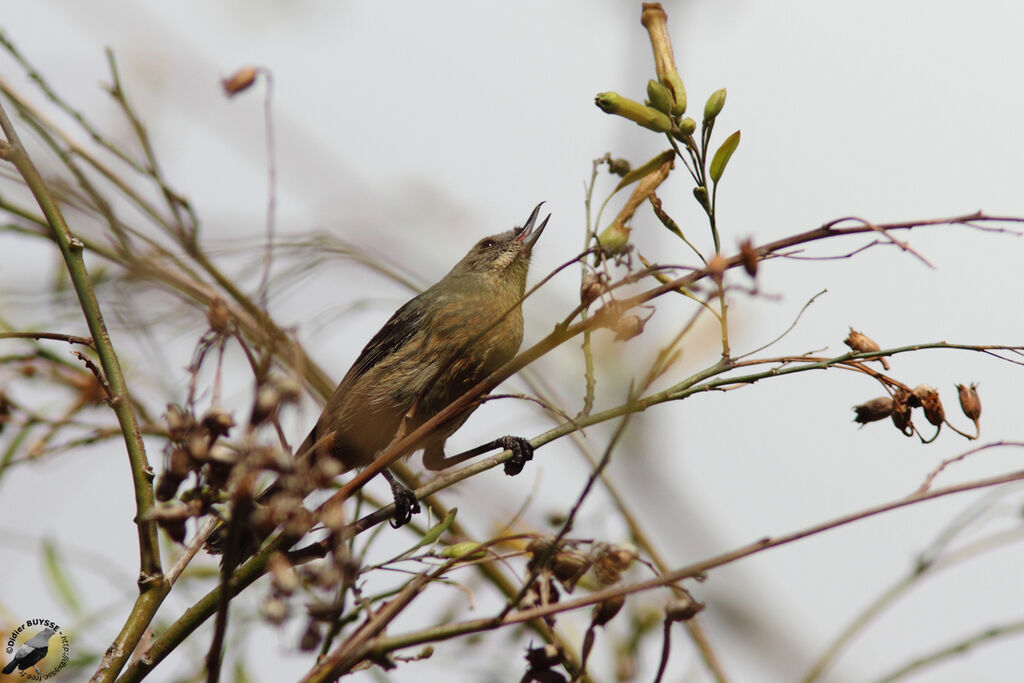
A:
[{"xmin": 0, "ymin": 101, "xmax": 166, "ymax": 680}]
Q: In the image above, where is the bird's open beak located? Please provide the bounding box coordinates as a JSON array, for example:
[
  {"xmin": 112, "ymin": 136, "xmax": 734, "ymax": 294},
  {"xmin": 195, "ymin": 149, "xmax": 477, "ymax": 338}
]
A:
[{"xmin": 517, "ymin": 202, "xmax": 550, "ymax": 252}]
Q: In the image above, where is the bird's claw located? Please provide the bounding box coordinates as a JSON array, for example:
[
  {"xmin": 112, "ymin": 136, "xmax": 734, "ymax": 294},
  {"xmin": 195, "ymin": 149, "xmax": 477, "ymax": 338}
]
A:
[
  {"xmin": 496, "ymin": 435, "xmax": 534, "ymax": 476},
  {"xmin": 389, "ymin": 481, "xmax": 421, "ymax": 528}
]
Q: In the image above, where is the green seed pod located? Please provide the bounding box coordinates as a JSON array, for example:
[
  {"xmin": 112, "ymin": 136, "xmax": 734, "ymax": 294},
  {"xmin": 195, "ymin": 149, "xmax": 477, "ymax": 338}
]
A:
[
  {"xmin": 597, "ymin": 222, "xmax": 631, "ymax": 252},
  {"xmin": 595, "ymin": 92, "xmax": 673, "ymax": 133},
  {"xmin": 647, "ymin": 79, "xmax": 674, "ymax": 115},
  {"xmin": 703, "ymin": 88, "xmax": 727, "ymax": 122}
]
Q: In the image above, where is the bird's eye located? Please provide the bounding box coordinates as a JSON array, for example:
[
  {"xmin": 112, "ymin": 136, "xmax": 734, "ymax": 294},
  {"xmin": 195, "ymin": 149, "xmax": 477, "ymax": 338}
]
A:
[{"xmin": 480, "ymin": 238, "xmax": 497, "ymax": 249}]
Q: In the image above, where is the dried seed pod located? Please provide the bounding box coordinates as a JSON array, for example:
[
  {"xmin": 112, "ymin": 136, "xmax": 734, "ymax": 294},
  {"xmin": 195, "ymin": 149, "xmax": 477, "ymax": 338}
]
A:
[
  {"xmin": 664, "ymin": 592, "xmax": 705, "ymax": 621},
  {"xmin": 202, "ymin": 409, "xmax": 235, "ymax": 440},
  {"xmin": 912, "ymin": 385, "xmax": 945, "ymax": 426},
  {"xmin": 167, "ymin": 446, "xmax": 192, "ymax": 478},
  {"xmin": 155, "ymin": 471, "xmax": 183, "ymax": 502},
  {"xmin": 613, "ymin": 315, "xmax": 645, "ymax": 342},
  {"xmin": 845, "ymin": 327, "xmax": 889, "ymax": 369},
  {"xmin": 891, "ymin": 388, "xmax": 913, "ymax": 436},
  {"xmin": 525, "ymin": 643, "xmax": 563, "ymax": 669},
  {"xmin": 206, "ymin": 297, "xmax": 232, "ymax": 333},
  {"xmin": 165, "ymin": 403, "xmax": 193, "ymax": 441},
  {"xmin": 251, "ymin": 384, "xmax": 281, "ymax": 426},
  {"xmin": 853, "ymin": 397, "xmax": 894, "ymax": 424},
  {"xmin": 160, "ymin": 517, "xmax": 187, "ymax": 544},
  {"xmin": 221, "ymin": 66, "xmax": 258, "ymax": 96},
  {"xmin": 591, "ymin": 594, "xmax": 626, "ymax": 627},
  {"xmin": 606, "ymin": 157, "xmax": 631, "ymax": 177},
  {"xmin": 551, "ymin": 550, "xmax": 591, "ymax": 589},
  {"xmin": 739, "ymin": 238, "xmax": 758, "ymax": 278},
  {"xmin": 956, "ymin": 383, "xmax": 981, "ymax": 422},
  {"xmin": 580, "ymin": 272, "xmax": 608, "ymax": 308}
]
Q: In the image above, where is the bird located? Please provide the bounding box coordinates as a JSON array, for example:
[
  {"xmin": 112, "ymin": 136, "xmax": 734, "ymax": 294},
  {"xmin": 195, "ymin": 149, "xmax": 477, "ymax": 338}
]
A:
[
  {"xmin": 3, "ymin": 627, "xmax": 57, "ymax": 675},
  {"xmin": 299, "ymin": 202, "xmax": 549, "ymax": 526}
]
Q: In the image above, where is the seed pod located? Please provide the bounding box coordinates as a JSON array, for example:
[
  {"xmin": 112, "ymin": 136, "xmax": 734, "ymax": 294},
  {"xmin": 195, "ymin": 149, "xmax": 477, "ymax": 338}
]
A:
[
  {"xmin": 206, "ymin": 297, "xmax": 232, "ymax": 333},
  {"xmin": 703, "ymin": 88, "xmax": 727, "ymax": 122},
  {"xmin": 525, "ymin": 643, "xmax": 563, "ymax": 669},
  {"xmin": 613, "ymin": 315, "xmax": 645, "ymax": 342},
  {"xmin": 580, "ymin": 272, "xmax": 608, "ymax": 308},
  {"xmin": 591, "ymin": 594, "xmax": 626, "ymax": 627},
  {"xmin": 551, "ymin": 550, "xmax": 591, "ymax": 589},
  {"xmin": 891, "ymin": 388, "xmax": 913, "ymax": 436},
  {"xmin": 739, "ymin": 238, "xmax": 758, "ymax": 278},
  {"xmin": 221, "ymin": 66, "xmax": 258, "ymax": 96},
  {"xmin": 597, "ymin": 222, "xmax": 631, "ymax": 253},
  {"xmin": 155, "ymin": 471, "xmax": 183, "ymax": 502},
  {"xmin": 956, "ymin": 383, "xmax": 981, "ymax": 422},
  {"xmin": 202, "ymin": 408, "xmax": 235, "ymax": 440},
  {"xmin": 165, "ymin": 403, "xmax": 193, "ymax": 441},
  {"xmin": 607, "ymin": 157, "xmax": 632, "ymax": 177},
  {"xmin": 440, "ymin": 542, "xmax": 487, "ymax": 560},
  {"xmin": 845, "ymin": 328, "xmax": 890, "ymax": 369},
  {"xmin": 665, "ymin": 593, "xmax": 705, "ymax": 621},
  {"xmin": 912, "ymin": 385, "xmax": 945, "ymax": 426},
  {"xmin": 647, "ymin": 79, "xmax": 674, "ymax": 115},
  {"xmin": 167, "ymin": 446, "xmax": 192, "ymax": 478},
  {"xmin": 595, "ymin": 92, "xmax": 673, "ymax": 133},
  {"xmin": 251, "ymin": 384, "xmax": 280, "ymax": 426},
  {"xmin": 853, "ymin": 396, "xmax": 894, "ymax": 424}
]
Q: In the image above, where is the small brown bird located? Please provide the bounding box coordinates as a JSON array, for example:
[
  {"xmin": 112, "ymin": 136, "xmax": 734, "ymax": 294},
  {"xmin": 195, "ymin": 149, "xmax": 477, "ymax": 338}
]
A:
[{"xmin": 301, "ymin": 203, "xmax": 549, "ymax": 526}]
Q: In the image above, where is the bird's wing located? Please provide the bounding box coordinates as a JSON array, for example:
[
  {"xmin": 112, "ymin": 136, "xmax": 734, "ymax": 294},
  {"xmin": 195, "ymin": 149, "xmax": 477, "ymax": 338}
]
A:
[{"xmin": 346, "ymin": 292, "xmax": 431, "ymax": 382}]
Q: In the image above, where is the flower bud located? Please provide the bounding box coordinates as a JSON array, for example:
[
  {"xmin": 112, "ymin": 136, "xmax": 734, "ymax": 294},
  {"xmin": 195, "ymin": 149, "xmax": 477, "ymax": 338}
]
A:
[
  {"xmin": 221, "ymin": 67, "xmax": 258, "ymax": 96},
  {"xmin": 646, "ymin": 79, "xmax": 674, "ymax": 115},
  {"xmin": 739, "ymin": 238, "xmax": 758, "ymax": 278},
  {"xmin": 595, "ymin": 92, "xmax": 673, "ymax": 133},
  {"xmin": 678, "ymin": 117, "xmax": 697, "ymax": 135},
  {"xmin": 439, "ymin": 541, "xmax": 487, "ymax": 560},
  {"xmin": 956, "ymin": 383, "xmax": 981, "ymax": 422},
  {"xmin": 640, "ymin": 3, "xmax": 687, "ymax": 114},
  {"xmin": 692, "ymin": 185, "xmax": 709, "ymax": 211},
  {"xmin": 853, "ymin": 396, "xmax": 894, "ymax": 424},
  {"xmin": 703, "ymin": 88, "xmax": 727, "ymax": 122}
]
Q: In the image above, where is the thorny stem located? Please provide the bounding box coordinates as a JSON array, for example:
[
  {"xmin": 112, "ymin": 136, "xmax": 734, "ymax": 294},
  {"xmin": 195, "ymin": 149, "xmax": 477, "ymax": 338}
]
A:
[{"xmin": 0, "ymin": 100, "xmax": 165, "ymax": 680}]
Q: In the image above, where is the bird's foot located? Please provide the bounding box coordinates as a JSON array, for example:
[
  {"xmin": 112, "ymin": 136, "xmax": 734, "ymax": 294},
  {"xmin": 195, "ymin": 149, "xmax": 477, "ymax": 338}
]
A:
[
  {"xmin": 384, "ymin": 475, "xmax": 421, "ymax": 528},
  {"xmin": 493, "ymin": 435, "xmax": 534, "ymax": 476}
]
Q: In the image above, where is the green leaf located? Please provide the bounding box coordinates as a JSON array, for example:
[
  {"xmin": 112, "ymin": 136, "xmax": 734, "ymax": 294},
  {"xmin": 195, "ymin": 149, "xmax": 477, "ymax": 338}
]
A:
[
  {"xmin": 709, "ymin": 130, "xmax": 741, "ymax": 185},
  {"xmin": 612, "ymin": 150, "xmax": 675, "ymax": 195},
  {"xmin": 43, "ymin": 537, "xmax": 82, "ymax": 615}
]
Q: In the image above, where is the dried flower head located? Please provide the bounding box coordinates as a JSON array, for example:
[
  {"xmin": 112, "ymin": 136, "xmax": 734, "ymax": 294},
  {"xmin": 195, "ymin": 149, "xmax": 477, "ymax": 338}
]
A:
[
  {"xmin": 845, "ymin": 327, "xmax": 890, "ymax": 369},
  {"xmin": 891, "ymin": 388, "xmax": 913, "ymax": 436},
  {"xmin": 912, "ymin": 385, "xmax": 945, "ymax": 427},
  {"xmin": 664, "ymin": 591, "xmax": 705, "ymax": 621},
  {"xmin": 739, "ymin": 238, "xmax": 758, "ymax": 278},
  {"xmin": 613, "ymin": 315, "xmax": 645, "ymax": 342},
  {"xmin": 580, "ymin": 272, "xmax": 609, "ymax": 308},
  {"xmin": 591, "ymin": 594, "xmax": 626, "ymax": 627}
]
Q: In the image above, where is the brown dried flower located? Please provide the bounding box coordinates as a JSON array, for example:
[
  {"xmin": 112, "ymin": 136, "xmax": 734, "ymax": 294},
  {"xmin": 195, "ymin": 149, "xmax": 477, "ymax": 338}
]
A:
[
  {"xmin": 221, "ymin": 67, "xmax": 259, "ymax": 96},
  {"xmin": 956, "ymin": 383, "xmax": 981, "ymax": 423},
  {"xmin": 844, "ymin": 327, "xmax": 889, "ymax": 370},
  {"xmin": 853, "ymin": 396, "xmax": 894, "ymax": 424}
]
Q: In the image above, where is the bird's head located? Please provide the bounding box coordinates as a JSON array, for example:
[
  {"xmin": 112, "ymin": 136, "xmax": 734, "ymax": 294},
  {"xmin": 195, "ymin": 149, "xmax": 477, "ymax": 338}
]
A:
[{"xmin": 450, "ymin": 203, "xmax": 549, "ymax": 290}]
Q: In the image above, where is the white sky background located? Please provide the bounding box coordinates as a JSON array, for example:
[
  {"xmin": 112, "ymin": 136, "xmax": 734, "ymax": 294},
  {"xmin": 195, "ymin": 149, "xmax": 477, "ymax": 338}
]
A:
[{"xmin": 1, "ymin": 1, "xmax": 1023, "ymax": 682}]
